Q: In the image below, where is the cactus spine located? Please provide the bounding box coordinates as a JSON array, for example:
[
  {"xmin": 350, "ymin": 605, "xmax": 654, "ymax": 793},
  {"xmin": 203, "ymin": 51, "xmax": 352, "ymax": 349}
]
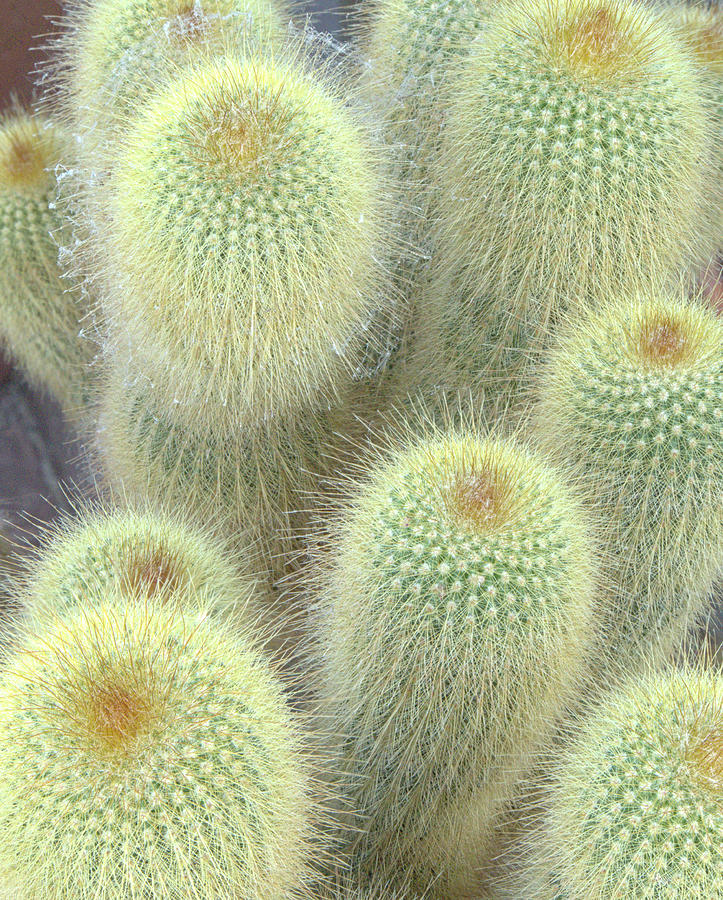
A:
[
  {"xmin": 414, "ymin": 0, "xmax": 712, "ymax": 416},
  {"xmin": 0, "ymin": 593, "xmax": 317, "ymax": 898},
  {"xmin": 314, "ymin": 424, "xmax": 596, "ymax": 897},
  {"xmin": 516, "ymin": 665, "xmax": 723, "ymax": 899},
  {"xmin": 0, "ymin": 108, "xmax": 91, "ymax": 412},
  {"xmin": 534, "ymin": 291, "xmax": 723, "ymax": 675}
]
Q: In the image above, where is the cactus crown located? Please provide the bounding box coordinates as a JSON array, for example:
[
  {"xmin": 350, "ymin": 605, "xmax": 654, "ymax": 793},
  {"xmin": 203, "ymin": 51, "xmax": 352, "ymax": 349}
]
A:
[
  {"xmin": 539, "ymin": 0, "xmax": 653, "ymax": 84},
  {"xmin": 0, "ymin": 112, "xmax": 60, "ymax": 192},
  {"xmin": 0, "ymin": 595, "xmax": 315, "ymax": 897},
  {"xmin": 347, "ymin": 431, "xmax": 590, "ymax": 627},
  {"xmin": 538, "ymin": 293, "xmax": 723, "ymax": 478},
  {"xmin": 23, "ymin": 506, "xmax": 253, "ymax": 619}
]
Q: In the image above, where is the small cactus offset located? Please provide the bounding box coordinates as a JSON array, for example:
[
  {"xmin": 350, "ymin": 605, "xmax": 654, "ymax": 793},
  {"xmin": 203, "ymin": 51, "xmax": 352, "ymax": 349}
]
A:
[
  {"xmin": 512, "ymin": 664, "xmax": 723, "ymax": 899},
  {"xmin": 0, "ymin": 592, "xmax": 318, "ymax": 898},
  {"xmin": 410, "ymin": 0, "xmax": 713, "ymax": 415},
  {"xmin": 0, "ymin": 107, "xmax": 91, "ymax": 412},
  {"xmin": 314, "ymin": 423, "xmax": 596, "ymax": 897},
  {"xmin": 534, "ymin": 290, "xmax": 723, "ymax": 675},
  {"xmin": 20, "ymin": 503, "xmax": 258, "ymax": 625}
]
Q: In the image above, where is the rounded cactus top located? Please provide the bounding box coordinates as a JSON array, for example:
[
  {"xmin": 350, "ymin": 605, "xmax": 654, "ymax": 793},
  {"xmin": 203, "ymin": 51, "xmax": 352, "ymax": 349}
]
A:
[
  {"xmin": 544, "ymin": 667, "xmax": 723, "ymax": 898},
  {"xmin": 438, "ymin": 0, "xmax": 710, "ymax": 301},
  {"xmin": 0, "ymin": 110, "xmax": 65, "ymax": 255},
  {"xmin": 329, "ymin": 429, "xmax": 594, "ymax": 644},
  {"xmin": 0, "ymin": 595, "xmax": 314, "ymax": 897},
  {"xmin": 23, "ymin": 505, "xmax": 257, "ymax": 623},
  {"xmin": 67, "ymin": 0, "xmax": 286, "ymax": 111},
  {"xmin": 538, "ymin": 293, "xmax": 723, "ymax": 490},
  {"xmin": 104, "ymin": 51, "xmax": 388, "ymax": 431}
]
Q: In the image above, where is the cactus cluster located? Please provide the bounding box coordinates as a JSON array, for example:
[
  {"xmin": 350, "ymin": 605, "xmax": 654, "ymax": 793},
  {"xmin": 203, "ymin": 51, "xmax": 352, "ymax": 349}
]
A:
[
  {"xmin": 411, "ymin": 0, "xmax": 713, "ymax": 416},
  {"xmin": 0, "ymin": 0, "xmax": 720, "ymax": 896}
]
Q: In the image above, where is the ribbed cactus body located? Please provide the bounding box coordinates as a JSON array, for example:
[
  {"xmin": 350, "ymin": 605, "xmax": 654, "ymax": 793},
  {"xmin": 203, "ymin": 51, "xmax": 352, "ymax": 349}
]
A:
[
  {"xmin": 535, "ymin": 292, "xmax": 723, "ymax": 674},
  {"xmin": 0, "ymin": 594, "xmax": 316, "ymax": 898},
  {"xmin": 316, "ymin": 427, "xmax": 596, "ymax": 897},
  {"xmin": 0, "ymin": 109, "xmax": 90, "ymax": 411},
  {"xmin": 415, "ymin": 0, "xmax": 712, "ymax": 416},
  {"xmin": 99, "ymin": 52, "xmax": 389, "ymax": 436},
  {"xmin": 518, "ymin": 667, "xmax": 723, "ymax": 899},
  {"xmin": 22, "ymin": 506, "xmax": 256, "ymax": 625}
]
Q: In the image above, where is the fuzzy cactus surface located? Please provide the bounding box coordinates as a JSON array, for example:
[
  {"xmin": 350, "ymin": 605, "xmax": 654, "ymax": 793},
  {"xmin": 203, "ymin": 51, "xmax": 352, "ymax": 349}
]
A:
[
  {"xmin": 512, "ymin": 665, "xmax": 723, "ymax": 899},
  {"xmin": 0, "ymin": 593, "xmax": 317, "ymax": 898},
  {"xmin": 535, "ymin": 290, "xmax": 723, "ymax": 676},
  {"xmin": 411, "ymin": 0, "xmax": 713, "ymax": 416},
  {"xmin": 315, "ymin": 423, "xmax": 596, "ymax": 897},
  {"xmin": 21, "ymin": 504, "xmax": 258, "ymax": 625}
]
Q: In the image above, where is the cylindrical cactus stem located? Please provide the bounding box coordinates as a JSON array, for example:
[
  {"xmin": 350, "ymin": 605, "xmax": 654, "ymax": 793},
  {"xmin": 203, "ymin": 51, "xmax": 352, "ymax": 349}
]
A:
[
  {"xmin": 19, "ymin": 503, "xmax": 260, "ymax": 627},
  {"xmin": 412, "ymin": 0, "xmax": 713, "ymax": 418},
  {"xmin": 0, "ymin": 107, "xmax": 92, "ymax": 413},
  {"xmin": 353, "ymin": 0, "xmax": 491, "ymax": 382},
  {"xmin": 668, "ymin": 1, "xmax": 722, "ymax": 263},
  {"xmin": 515, "ymin": 664, "xmax": 723, "ymax": 899},
  {"xmin": 96, "ymin": 367, "xmax": 339, "ymax": 618},
  {"xmin": 313, "ymin": 423, "xmax": 597, "ymax": 898},
  {"xmin": 96, "ymin": 49, "xmax": 392, "ymax": 437},
  {"xmin": 534, "ymin": 290, "xmax": 723, "ymax": 677},
  {"xmin": 0, "ymin": 591, "xmax": 319, "ymax": 898}
]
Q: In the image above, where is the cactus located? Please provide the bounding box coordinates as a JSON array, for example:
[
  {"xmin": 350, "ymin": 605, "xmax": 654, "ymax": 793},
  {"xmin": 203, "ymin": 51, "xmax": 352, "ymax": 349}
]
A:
[
  {"xmin": 0, "ymin": 592, "xmax": 318, "ymax": 898},
  {"xmin": 96, "ymin": 368, "xmax": 338, "ymax": 595},
  {"xmin": 96, "ymin": 50, "xmax": 390, "ymax": 436},
  {"xmin": 534, "ymin": 290, "xmax": 723, "ymax": 676},
  {"xmin": 353, "ymin": 0, "xmax": 492, "ymax": 380},
  {"xmin": 0, "ymin": 107, "xmax": 91, "ymax": 412},
  {"xmin": 21, "ymin": 504, "xmax": 259, "ymax": 626},
  {"xmin": 514, "ymin": 665, "xmax": 723, "ymax": 899},
  {"xmin": 314, "ymin": 423, "xmax": 596, "ymax": 897},
  {"xmin": 412, "ymin": 0, "xmax": 712, "ymax": 416}
]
